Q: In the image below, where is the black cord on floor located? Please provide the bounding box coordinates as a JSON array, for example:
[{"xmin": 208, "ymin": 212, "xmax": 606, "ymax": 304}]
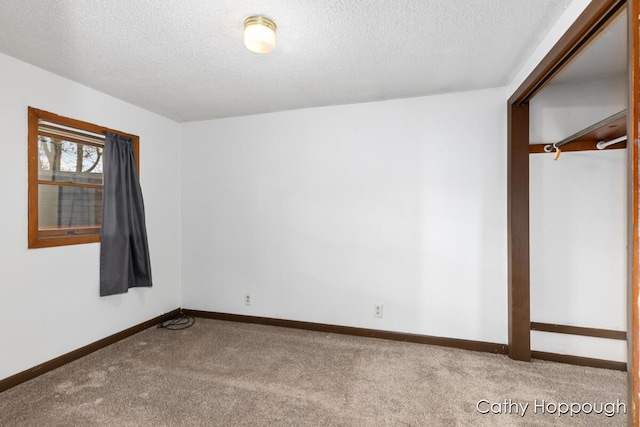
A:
[{"xmin": 157, "ymin": 313, "xmax": 195, "ymax": 330}]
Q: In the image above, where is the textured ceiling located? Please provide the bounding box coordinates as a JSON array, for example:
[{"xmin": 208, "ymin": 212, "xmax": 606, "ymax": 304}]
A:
[{"xmin": 0, "ymin": 0, "xmax": 574, "ymax": 122}]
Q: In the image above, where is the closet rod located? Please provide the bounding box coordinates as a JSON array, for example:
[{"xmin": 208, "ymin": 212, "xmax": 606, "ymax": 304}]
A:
[{"xmin": 543, "ymin": 110, "xmax": 626, "ymax": 153}]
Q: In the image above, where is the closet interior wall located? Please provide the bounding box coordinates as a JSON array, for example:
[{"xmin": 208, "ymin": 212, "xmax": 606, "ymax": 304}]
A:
[{"xmin": 528, "ymin": 12, "xmax": 628, "ymax": 364}]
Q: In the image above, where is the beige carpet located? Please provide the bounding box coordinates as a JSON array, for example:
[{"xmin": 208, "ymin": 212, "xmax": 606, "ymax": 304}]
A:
[{"xmin": 0, "ymin": 318, "xmax": 627, "ymax": 426}]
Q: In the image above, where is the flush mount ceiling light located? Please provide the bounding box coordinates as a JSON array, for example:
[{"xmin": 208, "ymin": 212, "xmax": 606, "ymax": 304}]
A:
[{"xmin": 244, "ymin": 16, "xmax": 277, "ymax": 54}]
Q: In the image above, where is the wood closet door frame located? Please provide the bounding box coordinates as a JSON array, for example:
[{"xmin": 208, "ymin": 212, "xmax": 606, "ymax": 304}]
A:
[
  {"xmin": 628, "ymin": 0, "xmax": 639, "ymax": 423},
  {"xmin": 507, "ymin": 0, "xmax": 638, "ymax": 424}
]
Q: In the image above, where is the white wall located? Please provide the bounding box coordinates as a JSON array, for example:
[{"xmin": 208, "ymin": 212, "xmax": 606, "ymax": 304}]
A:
[
  {"xmin": 0, "ymin": 52, "xmax": 181, "ymax": 381},
  {"xmin": 181, "ymin": 87, "xmax": 508, "ymax": 344},
  {"xmin": 530, "ymin": 74, "xmax": 627, "ymax": 144},
  {"xmin": 529, "ymin": 74, "xmax": 628, "ymax": 362},
  {"xmin": 529, "ymin": 150, "xmax": 627, "ymax": 361}
]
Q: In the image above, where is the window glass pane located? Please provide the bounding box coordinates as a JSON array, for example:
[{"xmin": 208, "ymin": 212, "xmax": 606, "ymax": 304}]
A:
[
  {"xmin": 38, "ymin": 136, "xmax": 103, "ymax": 184},
  {"xmin": 38, "ymin": 184, "xmax": 103, "ymax": 230}
]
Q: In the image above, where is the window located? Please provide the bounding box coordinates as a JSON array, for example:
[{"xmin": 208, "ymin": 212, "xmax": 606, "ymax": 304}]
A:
[{"xmin": 28, "ymin": 107, "xmax": 139, "ymax": 248}]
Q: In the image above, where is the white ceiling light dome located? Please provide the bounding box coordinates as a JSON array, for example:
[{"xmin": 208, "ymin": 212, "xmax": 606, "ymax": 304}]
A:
[{"xmin": 244, "ymin": 16, "xmax": 277, "ymax": 54}]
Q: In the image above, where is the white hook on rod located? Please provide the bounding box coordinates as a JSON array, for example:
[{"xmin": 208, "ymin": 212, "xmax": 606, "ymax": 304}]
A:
[{"xmin": 596, "ymin": 135, "xmax": 628, "ymax": 150}]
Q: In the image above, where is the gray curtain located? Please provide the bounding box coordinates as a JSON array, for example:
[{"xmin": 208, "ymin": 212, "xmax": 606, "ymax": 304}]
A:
[{"xmin": 100, "ymin": 132, "xmax": 152, "ymax": 297}]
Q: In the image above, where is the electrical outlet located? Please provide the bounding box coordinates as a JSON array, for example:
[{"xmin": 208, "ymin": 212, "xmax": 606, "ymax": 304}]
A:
[
  {"xmin": 374, "ymin": 304, "xmax": 383, "ymax": 318},
  {"xmin": 244, "ymin": 293, "xmax": 251, "ymax": 306}
]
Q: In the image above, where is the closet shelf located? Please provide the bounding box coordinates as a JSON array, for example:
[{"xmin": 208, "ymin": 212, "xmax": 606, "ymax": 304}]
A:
[
  {"xmin": 554, "ymin": 110, "xmax": 626, "ymax": 148},
  {"xmin": 530, "ymin": 110, "xmax": 627, "ymax": 154}
]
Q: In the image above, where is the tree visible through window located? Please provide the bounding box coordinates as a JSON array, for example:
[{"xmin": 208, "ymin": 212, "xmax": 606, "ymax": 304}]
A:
[{"xmin": 28, "ymin": 107, "xmax": 139, "ymax": 248}]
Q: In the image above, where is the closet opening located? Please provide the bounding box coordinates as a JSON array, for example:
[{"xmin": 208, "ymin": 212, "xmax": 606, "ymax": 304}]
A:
[{"xmin": 507, "ymin": 0, "xmax": 638, "ymax": 424}]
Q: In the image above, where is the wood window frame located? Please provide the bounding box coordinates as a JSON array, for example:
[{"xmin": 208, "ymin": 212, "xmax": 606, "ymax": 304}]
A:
[
  {"xmin": 507, "ymin": 0, "xmax": 637, "ymax": 425},
  {"xmin": 28, "ymin": 107, "xmax": 140, "ymax": 249}
]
